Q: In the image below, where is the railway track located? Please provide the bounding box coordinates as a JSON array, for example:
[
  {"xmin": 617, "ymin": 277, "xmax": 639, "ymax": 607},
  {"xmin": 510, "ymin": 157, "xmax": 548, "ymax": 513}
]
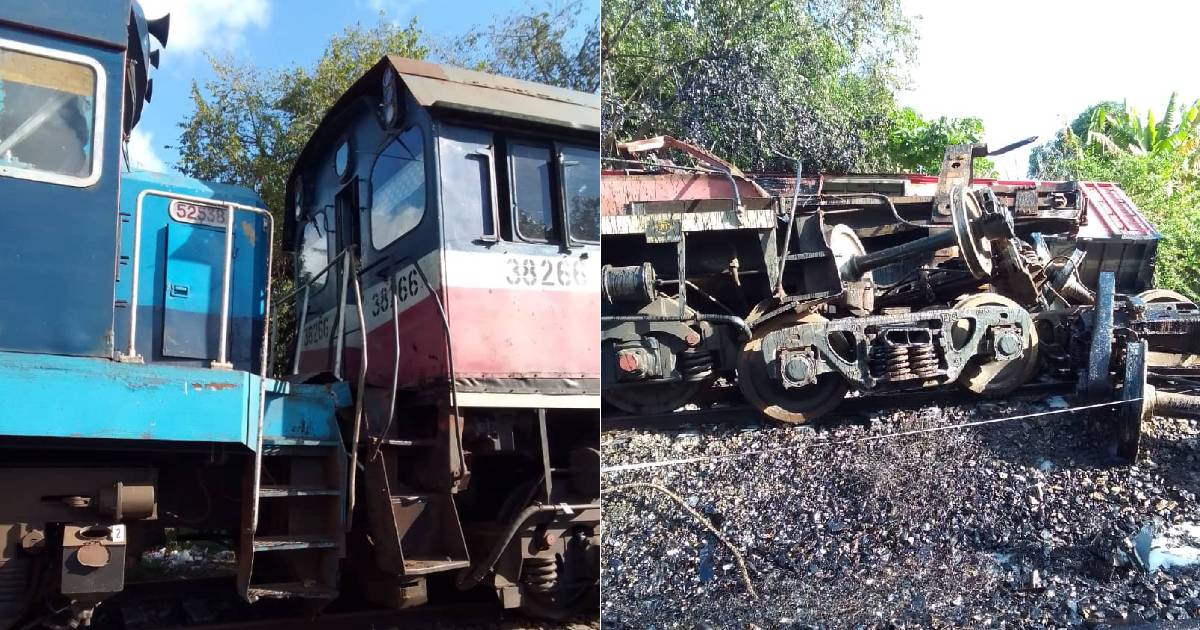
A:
[
  {"xmin": 601, "ymin": 379, "xmax": 1079, "ymax": 433},
  {"xmin": 79, "ymin": 577, "xmax": 594, "ymax": 630}
]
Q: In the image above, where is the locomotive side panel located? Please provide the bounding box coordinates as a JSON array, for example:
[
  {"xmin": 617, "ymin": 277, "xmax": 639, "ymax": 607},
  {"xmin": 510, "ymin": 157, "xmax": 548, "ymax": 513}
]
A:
[
  {"xmin": 0, "ymin": 22, "xmax": 124, "ymax": 357},
  {"xmin": 438, "ymin": 123, "xmax": 599, "ymax": 399},
  {"xmin": 111, "ymin": 171, "xmax": 269, "ymax": 371}
]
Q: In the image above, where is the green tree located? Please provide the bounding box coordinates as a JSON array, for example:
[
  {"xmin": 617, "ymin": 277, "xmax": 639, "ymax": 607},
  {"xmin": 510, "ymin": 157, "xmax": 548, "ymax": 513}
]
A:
[
  {"xmin": 883, "ymin": 107, "xmax": 997, "ymax": 177},
  {"xmin": 602, "ymin": 0, "xmax": 915, "ymax": 172},
  {"xmin": 449, "ymin": 0, "xmax": 599, "ymax": 92}
]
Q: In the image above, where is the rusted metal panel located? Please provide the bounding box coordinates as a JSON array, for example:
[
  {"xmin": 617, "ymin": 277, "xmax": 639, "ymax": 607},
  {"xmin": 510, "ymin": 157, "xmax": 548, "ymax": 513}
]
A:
[
  {"xmin": 601, "ymin": 207, "xmax": 776, "ymax": 237},
  {"xmin": 617, "ymin": 136, "xmax": 750, "ymax": 179},
  {"xmin": 601, "ymin": 172, "xmax": 769, "ymax": 216}
]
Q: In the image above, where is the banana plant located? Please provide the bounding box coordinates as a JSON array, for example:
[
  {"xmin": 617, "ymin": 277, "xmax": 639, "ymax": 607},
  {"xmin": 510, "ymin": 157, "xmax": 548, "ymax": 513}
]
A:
[{"xmin": 1085, "ymin": 93, "xmax": 1200, "ymax": 164}]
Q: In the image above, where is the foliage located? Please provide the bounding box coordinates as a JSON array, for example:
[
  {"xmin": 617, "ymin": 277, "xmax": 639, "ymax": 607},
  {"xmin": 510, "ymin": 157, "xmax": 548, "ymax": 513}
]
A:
[
  {"xmin": 883, "ymin": 107, "xmax": 996, "ymax": 177},
  {"xmin": 447, "ymin": 0, "xmax": 599, "ymax": 92},
  {"xmin": 1085, "ymin": 93, "xmax": 1200, "ymax": 161},
  {"xmin": 601, "ymin": 0, "xmax": 916, "ymax": 172},
  {"xmin": 177, "ymin": 19, "xmax": 429, "ymax": 220},
  {"xmin": 1030, "ymin": 100, "xmax": 1200, "ymax": 301}
]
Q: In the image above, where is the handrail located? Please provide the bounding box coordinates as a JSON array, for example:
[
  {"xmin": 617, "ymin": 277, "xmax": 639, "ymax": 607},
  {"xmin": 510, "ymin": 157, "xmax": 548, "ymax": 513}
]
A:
[
  {"xmin": 345, "ymin": 252, "xmax": 369, "ymax": 527},
  {"xmin": 271, "ymin": 249, "xmax": 349, "ymax": 375},
  {"xmin": 122, "ymin": 189, "xmax": 274, "ymax": 370},
  {"xmin": 367, "ymin": 271, "xmax": 402, "ymax": 463},
  {"xmin": 265, "ymin": 247, "xmax": 370, "ymax": 526}
]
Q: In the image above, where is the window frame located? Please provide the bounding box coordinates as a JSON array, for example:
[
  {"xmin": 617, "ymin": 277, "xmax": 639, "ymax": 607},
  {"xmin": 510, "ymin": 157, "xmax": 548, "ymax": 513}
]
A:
[
  {"xmin": 0, "ymin": 37, "xmax": 106, "ymax": 188},
  {"xmin": 367, "ymin": 124, "xmax": 428, "ymax": 254},
  {"xmin": 557, "ymin": 142, "xmax": 600, "ymax": 245},
  {"xmin": 506, "ymin": 138, "xmax": 560, "ymax": 245},
  {"xmin": 297, "ymin": 208, "xmax": 332, "ymax": 293}
]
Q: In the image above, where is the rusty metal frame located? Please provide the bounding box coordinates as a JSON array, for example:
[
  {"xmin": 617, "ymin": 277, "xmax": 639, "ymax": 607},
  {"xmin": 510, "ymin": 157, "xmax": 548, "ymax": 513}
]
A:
[{"xmin": 760, "ymin": 305, "xmax": 1032, "ymax": 391}]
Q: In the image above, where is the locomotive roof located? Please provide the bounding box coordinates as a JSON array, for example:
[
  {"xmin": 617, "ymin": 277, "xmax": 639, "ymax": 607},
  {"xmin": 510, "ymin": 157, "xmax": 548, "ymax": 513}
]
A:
[
  {"xmin": 121, "ymin": 169, "xmax": 264, "ymax": 209},
  {"xmin": 0, "ymin": 0, "xmax": 133, "ymax": 48},
  {"xmin": 384, "ymin": 56, "xmax": 599, "ymax": 131},
  {"xmin": 294, "ymin": 56, "xmax": 598, "ymax": 168}
]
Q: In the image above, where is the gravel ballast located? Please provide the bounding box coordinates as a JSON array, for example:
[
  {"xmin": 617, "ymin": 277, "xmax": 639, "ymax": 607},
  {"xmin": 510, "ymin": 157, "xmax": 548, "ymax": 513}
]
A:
[{"xmin": 600, "ymin": 397, "xmax": 1200, "ymax": 628}]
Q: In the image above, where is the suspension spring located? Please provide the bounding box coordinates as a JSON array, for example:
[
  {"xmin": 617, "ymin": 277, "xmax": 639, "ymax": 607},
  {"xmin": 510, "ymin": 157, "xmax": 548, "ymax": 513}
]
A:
[
  {"xmin": 907, "ymin": 343, "xmax": 939, "ymax": 379},
  {"xmin": 870, "ymin": 344, "xmax": 912, "ymax": 381},
  {"xmin": 522, "ymin": 556, "xmax": 558, "ymax": 593},
  {"xmin": 677, "ymin": 349, "xmax": 714, "ymax": 381}
]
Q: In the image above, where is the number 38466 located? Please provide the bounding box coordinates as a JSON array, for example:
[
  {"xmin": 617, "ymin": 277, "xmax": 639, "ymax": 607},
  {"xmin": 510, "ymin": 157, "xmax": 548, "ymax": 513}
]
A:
[{"xmin": 505, "ymin": 257, "xmax": 588, "ymax": 287}]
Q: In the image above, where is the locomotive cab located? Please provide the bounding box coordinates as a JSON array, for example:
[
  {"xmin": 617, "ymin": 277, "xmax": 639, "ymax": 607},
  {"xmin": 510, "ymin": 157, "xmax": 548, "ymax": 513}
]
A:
[
  {"xmin": 283, "ymin": 57, "xmax": 601, "ymax": 616},
  {"xmin": 0, "ymin": 1, "xmax": 140, "ymax": 357}
]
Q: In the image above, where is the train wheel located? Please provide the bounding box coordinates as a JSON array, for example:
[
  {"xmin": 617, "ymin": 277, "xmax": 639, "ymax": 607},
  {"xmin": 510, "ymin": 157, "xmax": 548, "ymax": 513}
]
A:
[
  {"xmin": 1138, "ymin": 289, "xmax": 1195, "ymax": 306},
  {"xmin": 737, "ymin": 312, "xmax": 848, "ymax": 423},
  {"xmin": 602, "ymin": 379, "xmax": 708, "ymax": 415},
  {"xmin": 952, "ymin": 293, "xmax": 1039, "ymax": 395},
  {"xmin": 518, "ymin": 573, "xmax": 597, "ymax": 620}
]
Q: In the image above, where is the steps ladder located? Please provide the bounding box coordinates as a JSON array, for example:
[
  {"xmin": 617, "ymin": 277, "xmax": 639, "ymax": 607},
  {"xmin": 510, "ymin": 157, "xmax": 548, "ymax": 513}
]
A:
[
  {"xmin": 362, "ymin": 436, "xmax": 470, "ymax": 578},
  {"xmin": 237, "ymin": 439, "xmax": 347, "ymax": 602}
]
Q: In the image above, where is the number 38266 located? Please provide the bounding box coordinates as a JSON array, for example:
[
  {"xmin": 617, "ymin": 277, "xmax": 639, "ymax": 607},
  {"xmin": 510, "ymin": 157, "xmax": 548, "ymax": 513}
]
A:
[{"xmin": 505, "ymin": 257, "xmax": 588, "ymax": 287}]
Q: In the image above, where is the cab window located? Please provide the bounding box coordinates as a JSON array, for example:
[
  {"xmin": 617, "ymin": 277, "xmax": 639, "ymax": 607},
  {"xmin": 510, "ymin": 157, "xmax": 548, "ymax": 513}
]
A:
[
  {"xmin": 0, "ymin": 41, "xmax": 102, "ymax": 185},
  {"xmin": 370, "ymin": 126, "xmax": 426, "ymax": 251},
  {"xmin": 298, "ymin": 210, "xmax": 330, "ymax": 290},
  {"xmin": 560, "ymin": 145, "xmax": 600, "ymax": 243},
  {"xmin": 509, "ymin": 142, "xmax": 556, "ymax": 243}
]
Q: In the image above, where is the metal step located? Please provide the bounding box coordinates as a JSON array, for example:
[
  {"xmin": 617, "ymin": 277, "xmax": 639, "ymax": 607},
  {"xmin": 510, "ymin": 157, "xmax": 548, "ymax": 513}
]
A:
[
  {"xmin": 403, "ymin": 558, "xmax": 471, "ymax": 575},
  {"xmin": 252, "ymin": 535, "xmax": 338, "ymax": 552},
  {"xmin": 247, "ymin": 582, "xmax": 338, "ymax": 600},
  {"xmin": 389, "ymin": 493, "xmax": 434, "ymax": 505},
  {"xmin": 380, "ymin": 438, "xmax": 435, "ymax": 447},
  {"xmin": 259, "ymin": 485, "xmax": 341, "ymax": 498},
  {"xmin": 261, "ymin": 441, "xmax": 342, "ymax": 457}
]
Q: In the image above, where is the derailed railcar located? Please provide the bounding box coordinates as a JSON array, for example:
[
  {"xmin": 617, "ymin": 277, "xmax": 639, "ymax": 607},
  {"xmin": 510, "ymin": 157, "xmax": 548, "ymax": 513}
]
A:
[
  {"xmin": 600, "ymin": 137, "xmax": 1188, "ymax": 437},
  {"xmin": 283, "ymin": 57, "xmax": 601, "ymax": 616}
]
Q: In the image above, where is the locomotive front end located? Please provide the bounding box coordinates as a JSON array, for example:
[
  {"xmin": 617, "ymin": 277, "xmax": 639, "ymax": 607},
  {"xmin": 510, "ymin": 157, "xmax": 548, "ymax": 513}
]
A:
[{"xmin": 283, "ymin": 57, "xmax": 600, "ymax": 617}]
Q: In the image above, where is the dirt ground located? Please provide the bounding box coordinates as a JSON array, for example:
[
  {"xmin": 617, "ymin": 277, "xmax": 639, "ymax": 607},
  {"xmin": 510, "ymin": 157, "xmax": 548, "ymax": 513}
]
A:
[{"xmin": 601, "ymin": 395, "xmax": 1200, "ymax": 628}]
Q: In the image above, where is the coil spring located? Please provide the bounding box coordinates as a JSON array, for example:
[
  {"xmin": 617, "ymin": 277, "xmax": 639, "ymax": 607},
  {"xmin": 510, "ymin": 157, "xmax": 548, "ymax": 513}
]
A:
[
  {"xmin": 870, "ymin": 344, "xmax": 912, "ymax": 380},
  {"xmin": 677, "ymin": 349, "xmax": 714, "ymax": 381},
  {"xmin": 907, "ymin": 343, "xmax": 939, "ymax": 379},
  {"xmin": 522, "ymin": 557, "xmax": 558, "ymax": 593}
]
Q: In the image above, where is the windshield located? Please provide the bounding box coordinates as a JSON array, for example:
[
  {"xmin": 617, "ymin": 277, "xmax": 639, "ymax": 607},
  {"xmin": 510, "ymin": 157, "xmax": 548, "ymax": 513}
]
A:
[
  {"xmin": 371, "ymin": 126, "xmax": 426, "ymax": 250},
  {"xmin": 0, "ymin": 45, "xmax": 98, "ymax": 181}
]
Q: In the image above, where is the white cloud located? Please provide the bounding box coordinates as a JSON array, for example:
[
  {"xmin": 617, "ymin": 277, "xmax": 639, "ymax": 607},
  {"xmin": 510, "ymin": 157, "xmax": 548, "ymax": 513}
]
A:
[
  {"xmin": 901, "ymin": 0, "xmax": 1200, "ymax": 178},
  {"xmin": 139, "ymin": 0, "xmax": 271, "ymax": 55},
  {"xmin": 127, "ymin": 129, "xmax": 167, "ymax": 172}
]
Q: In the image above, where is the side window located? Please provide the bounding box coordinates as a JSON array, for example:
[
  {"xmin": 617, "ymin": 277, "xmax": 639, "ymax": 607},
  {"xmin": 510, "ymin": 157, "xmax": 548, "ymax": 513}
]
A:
[
  {"xmin": 509, "ymin": 142, "xmax": 556, "ymax": 244},
  {"xmin": 0, "ymin": 41, "xmax": 103, "ymax": 186},
  {"xmin": 560, "ymin": 145, "xmax": 600, "ymax": 243},
  {"xmin": 298, "ymin": 210, "xmax": 329, "ymax": 290},
  {"xmin": 370, "ymin": 126, "xmax": 426, "ymax": 251}
]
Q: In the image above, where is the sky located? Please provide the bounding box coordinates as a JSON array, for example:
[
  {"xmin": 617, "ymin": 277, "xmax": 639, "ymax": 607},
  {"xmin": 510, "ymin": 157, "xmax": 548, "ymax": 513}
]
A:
[
  {"xmin": 900, "ymin": 0, "xmax": 1200, "ymax": 178},
  {"xmin": 130, "ymin": 0, "xmax": 592, "ymax": 172},
  {"xmin": 133, "ymin": 1, "xmax": 1199, "ymax": 179}
]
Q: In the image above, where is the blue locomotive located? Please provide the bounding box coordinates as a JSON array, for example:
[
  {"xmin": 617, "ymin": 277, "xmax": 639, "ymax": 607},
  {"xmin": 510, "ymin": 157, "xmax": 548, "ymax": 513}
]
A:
[
  {"xmin": 0, "ymin": 2, "xmax": 346, "ymax": 627},
  {"xmin": 0, "ymin": 1, "xmax": 599, "ymax": 627}
]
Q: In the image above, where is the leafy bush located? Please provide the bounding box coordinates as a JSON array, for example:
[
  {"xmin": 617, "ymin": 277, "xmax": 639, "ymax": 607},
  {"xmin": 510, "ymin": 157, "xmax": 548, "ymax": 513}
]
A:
[{"xmin": 883, "ymin": 107, "xmax": 997, "ymax": 177}]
